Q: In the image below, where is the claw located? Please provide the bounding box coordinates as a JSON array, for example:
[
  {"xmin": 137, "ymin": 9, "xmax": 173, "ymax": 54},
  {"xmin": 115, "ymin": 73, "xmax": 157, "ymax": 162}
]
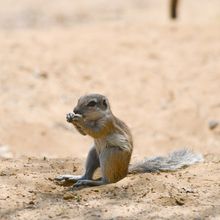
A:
[{"xmin": 74, "ymin": 180, "xmax": 85, "ymax": 187}]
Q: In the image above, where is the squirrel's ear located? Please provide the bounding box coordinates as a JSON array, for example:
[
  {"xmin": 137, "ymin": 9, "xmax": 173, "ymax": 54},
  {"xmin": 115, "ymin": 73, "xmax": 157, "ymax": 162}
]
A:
[{"xmin": 102, "ymin": 99, "xmax": 108, "ymax": 109}]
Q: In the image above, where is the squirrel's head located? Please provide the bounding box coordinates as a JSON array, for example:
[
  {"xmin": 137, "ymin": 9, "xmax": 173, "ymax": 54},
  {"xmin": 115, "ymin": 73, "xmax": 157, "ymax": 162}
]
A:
[{"xmin": 73, "ymin": 94, "xmax": 111, "ymax": 121}]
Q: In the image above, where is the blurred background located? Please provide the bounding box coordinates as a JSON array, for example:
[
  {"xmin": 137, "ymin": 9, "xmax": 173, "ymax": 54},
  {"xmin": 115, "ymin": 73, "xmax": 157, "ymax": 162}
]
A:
[{"xmin": 0, "ymin": 0, "xmax": 220, "ymax": 159}]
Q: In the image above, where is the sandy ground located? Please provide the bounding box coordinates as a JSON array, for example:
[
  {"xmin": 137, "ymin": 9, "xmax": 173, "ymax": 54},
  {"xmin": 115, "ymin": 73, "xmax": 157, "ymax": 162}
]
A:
[{"xmin": 0, "ymin": 0, "xmax": 220, "ymax": 219}]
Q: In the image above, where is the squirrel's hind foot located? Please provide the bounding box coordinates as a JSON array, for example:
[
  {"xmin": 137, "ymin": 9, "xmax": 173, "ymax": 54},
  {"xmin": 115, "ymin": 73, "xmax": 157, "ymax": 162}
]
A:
[
  {"xmin": 54, "ymin": 175, "xmax": 82, "ymax": 186},
  {"xmin": 73, "ymin": 179, "xmax": 105, "ymax": 187}
]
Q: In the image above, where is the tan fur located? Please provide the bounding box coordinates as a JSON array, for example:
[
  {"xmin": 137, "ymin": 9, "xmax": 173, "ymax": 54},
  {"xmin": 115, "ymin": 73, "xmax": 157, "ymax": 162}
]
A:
[
  {"xmin": 100, "ymin": 147, "xmax": 131, "ymax": 183},
  {"xmin": 83, "ymin": 117, "xmax": 115, "ymax": 139}
]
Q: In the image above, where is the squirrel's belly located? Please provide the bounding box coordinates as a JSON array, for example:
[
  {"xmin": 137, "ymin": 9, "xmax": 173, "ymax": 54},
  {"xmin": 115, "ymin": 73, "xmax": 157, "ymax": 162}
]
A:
[{"xmin": 94, "ymin": 138, "xmax": 106, "ymax": 155}]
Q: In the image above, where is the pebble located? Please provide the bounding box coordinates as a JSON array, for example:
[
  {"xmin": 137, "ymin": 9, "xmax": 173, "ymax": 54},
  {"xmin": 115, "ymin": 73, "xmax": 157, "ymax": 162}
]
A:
[
  {"xmin": 208, "ymin": 120, "xmax": 219, "ymax": 130},
  {"xmin": 175, "ymin": 197, "xmax": 185, "ymax": 206},
  {"xmin": 29, "ymin": 201, "xmax": 35, "ymax": 205}
]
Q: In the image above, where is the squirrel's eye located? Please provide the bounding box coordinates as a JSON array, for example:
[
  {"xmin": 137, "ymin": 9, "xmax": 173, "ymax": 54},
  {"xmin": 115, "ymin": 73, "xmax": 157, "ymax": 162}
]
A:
[{"xmin": 87, "ymin": 100, "xmax": 97, "ymax": 107}]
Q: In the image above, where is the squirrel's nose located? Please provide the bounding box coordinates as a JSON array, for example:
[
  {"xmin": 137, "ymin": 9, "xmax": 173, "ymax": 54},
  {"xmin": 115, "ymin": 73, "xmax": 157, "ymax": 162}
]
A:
[{"xmin": 73, "ymin": 107, "xmax": 82, "ymax": 115}]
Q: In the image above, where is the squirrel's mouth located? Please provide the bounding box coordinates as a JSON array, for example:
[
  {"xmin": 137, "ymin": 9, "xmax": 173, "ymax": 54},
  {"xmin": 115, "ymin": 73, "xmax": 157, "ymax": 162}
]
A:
[{"xmin": 73, "ymin": 113, "xmax": 83, "ymax": 119}]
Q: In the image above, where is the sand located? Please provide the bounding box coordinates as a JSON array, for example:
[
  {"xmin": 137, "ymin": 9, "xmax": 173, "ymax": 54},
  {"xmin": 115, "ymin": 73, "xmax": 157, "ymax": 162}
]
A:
[{"xmin": 0, "ymin": 0, "xmax": 220, "ymax": 219}]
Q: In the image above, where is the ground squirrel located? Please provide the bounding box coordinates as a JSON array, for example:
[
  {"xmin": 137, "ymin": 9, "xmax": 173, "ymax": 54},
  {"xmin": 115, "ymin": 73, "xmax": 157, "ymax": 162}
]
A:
[{"xmin": 55, "ymin": 94, "xmax": 203, "ymax": 187}]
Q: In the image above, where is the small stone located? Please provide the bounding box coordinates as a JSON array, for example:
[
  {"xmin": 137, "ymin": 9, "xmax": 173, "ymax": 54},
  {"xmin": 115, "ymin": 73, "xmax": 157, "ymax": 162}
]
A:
[
  {"xmin": 141, "ymin": 192, "xmax": 147, "ymax": 198},
  {"xmin": 63, "ymin": 192, "xmax": 79, "ymax": 201},
  {"xmin": 29, "ymin": 201, "xmax": 35, "ymax": 205},
  {"xmin": 0, "ymin": 145, "xmax": 13, "ymax": 158},
  {"xmin": 208, "ymin": 120, "xmax": 219, "ymax": 130},
  {"xmin": 0, "ymin": 171, "xmax": 7, "ymax": 176},
  {"xmin": 175, "ymin": 197, "xmax": 185, "ymax": 206},
  {"xmin": 92, "ymin": 189, "xmax": 99, "ymax": 192},
  {"xmin": 35, "ymin": 70, "xmax": 48, "ymax": 79},
  {"xmin": 63, "ymin": 193, "xmax": 74, "ymax": 200}
]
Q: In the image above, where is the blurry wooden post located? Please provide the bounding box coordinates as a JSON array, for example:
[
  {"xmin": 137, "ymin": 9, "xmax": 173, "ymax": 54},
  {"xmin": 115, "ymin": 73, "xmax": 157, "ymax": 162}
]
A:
[{"xmin": 170, "ymin": 0, "xmax": 179, "ymax": 19}]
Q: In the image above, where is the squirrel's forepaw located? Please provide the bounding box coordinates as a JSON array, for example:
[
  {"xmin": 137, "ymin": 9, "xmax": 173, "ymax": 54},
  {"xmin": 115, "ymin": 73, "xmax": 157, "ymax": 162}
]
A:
[
  {"xmin": 66, "ymin": 113, "xmax": 83, "ymax": 123},
  {"xmin": 66, "ymin": 113, "xmax": 75, "ymax": 122}
]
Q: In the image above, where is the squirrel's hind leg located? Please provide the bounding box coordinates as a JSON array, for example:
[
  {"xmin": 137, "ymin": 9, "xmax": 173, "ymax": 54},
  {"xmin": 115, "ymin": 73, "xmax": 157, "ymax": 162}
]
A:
[
  {"xmin": 73, "ymin": 147, "xmax": 131, "ymax": 187},
  {"xmin": 55, "ymin": 146, "xmax": 100, "ymax": 184}
]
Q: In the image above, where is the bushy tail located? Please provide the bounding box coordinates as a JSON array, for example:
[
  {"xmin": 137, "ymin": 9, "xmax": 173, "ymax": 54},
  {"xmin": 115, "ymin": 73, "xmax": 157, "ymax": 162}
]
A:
[{"xmin": 129, "ymin": 149, "xmax": 203, "ymax": 173}]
